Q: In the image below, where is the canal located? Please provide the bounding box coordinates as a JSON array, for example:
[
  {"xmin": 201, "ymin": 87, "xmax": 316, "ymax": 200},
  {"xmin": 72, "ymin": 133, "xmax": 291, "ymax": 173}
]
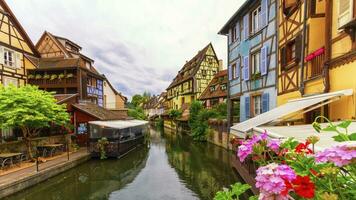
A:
[{"xmin": 5, "ymin": 127, "xmax": 244, "ymax": 200}]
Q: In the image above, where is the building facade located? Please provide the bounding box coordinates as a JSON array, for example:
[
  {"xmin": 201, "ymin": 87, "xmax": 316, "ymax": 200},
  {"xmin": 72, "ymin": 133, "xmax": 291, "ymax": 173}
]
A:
[
  {"xmin": 199, "ymin": 69, "xmax": 227, "ymax": 109},
  {"xmin": 166, "ymin": 43, "xmax": 221, "ymax": 110},
  {"xmin": 219, "ymin": 0, "xmax": 278, "ymax": 124},
  {"xmin": 0, "ymin": 0, "xmax": 40, "ymax": 141},
  {"xmin": 28, "ymin": 31, "xmax": 105, "ymax": 107},
  {"xmin": 103, "ymin": 77, "xmax": 127, "ymax": 110}
]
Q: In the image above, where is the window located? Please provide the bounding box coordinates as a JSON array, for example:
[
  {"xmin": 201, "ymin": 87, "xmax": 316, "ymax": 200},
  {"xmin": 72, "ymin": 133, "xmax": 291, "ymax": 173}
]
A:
[
  {"xmin": 286, "ymin": 41, "xmax": 296, "ymax": 64},
  {"xmin": 212, "ymin": 70, "xmax": 217, "ymax": 75},
  {"xmin": 210, "ymin": 85, "xmax": 216, "ymax": 92},
  {"xmin": 251, "ymin": 6, "xmax": 261, "ymax": 34},
  {"xmin": 251, "ymin": 52, "xmax": 261, "ymax": 75},
  {"xmin": 3, "ymin": 76, "xmax": 18, "ymax": 87},
  {"xmin": 232, "ymin": 63, "xmax": 237, "ymax": 79},
  {"xmin": 283, "ymin": 0, "xmax": 300, "ymax": 16},
  {"xmin": 201, "ymin": 70, "xmax": 207, "ymax": 77},
  {"xmin": 338, "ymin": 0, "xmax": 353, "ymax": 28},
  {"xmin": 253, "ymin": 95, "xmax": 262, "ymax": 116},
  {"xmin": 221, "ymin": 84, "xmax": 227, "ymax": 91},
  {"xmin": 4, "ymin": 49, "xmax": 14, "ymax": 67}
]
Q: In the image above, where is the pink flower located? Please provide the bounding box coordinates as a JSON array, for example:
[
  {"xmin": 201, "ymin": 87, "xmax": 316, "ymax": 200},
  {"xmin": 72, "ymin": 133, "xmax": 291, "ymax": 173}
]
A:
[
  {"xmin": 237, "ymin": 143, "xmax": 253, "ymax": 162},
  {"xmin": 315, "ymin": 145, "xmax": 356, "ymax": 167},
  {"xmin": 267, "ymin": 139, "xmax": 281, "ymax": 153},
  {"xmin": 256, "ymin": 163, "xmax": 296, "ymax": 198}
]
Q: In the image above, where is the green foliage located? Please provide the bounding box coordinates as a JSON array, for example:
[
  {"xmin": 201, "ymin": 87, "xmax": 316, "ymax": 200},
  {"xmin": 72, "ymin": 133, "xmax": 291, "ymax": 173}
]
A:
[
  {"xmin": 156, "ymin": 117, "xmax": 164, "ymax": 129},
  {"xmin": 97, "ymin": 137, "xmax": 109, "ymax": 160},
  {"xmin": 131, "ymin": 94, "xmax": 144, "ymax": 107},
  {"xmin": 188, "ymin": 101, "xmax": 203, "ymax": 127},
  {"xmin": 312, "ymin": 116, "xmax": 356, "ymax": 141},
  {"xmin": 168, "ymin": 109, "xmax": 182, "ymax": 120},
  {"xmin": 0, "ymin": 85, "xmax": 69, "ymax": 159},
  {"xmin": 214, "ymin": 182, "xmax": 251, "ymax": 200},
  {"xmin": 128, "ymin": 107, "xmax": 146, "ymax": 120},
  {"xmin": 212, "ymin": 102, "xmax": 228, "ymax": 119}
]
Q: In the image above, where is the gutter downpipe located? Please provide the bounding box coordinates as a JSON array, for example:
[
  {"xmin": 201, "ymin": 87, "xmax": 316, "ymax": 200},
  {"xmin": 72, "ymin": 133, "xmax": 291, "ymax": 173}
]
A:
[
  {"xmin": 324, "ymin": 0, "xmax": 331, "ymax": 93},
  {"xmin": 299, "ymin": 0, "xmax": 308, "ymax": 95}
]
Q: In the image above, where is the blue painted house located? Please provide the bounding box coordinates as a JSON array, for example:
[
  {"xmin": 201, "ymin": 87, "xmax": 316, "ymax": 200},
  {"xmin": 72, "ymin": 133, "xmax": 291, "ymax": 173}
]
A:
[{"xmin": 218, "ymin": 0, "xmax": 278, "ymax": 124}]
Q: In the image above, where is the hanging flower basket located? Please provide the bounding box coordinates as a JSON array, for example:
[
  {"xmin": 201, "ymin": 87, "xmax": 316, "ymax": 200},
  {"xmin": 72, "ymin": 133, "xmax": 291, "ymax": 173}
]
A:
[
  {"xmin": 50, "ymin": 74, "xmax": 58, "ymax": 80},
  {"xmin": 43, "ymin": 74, "xmax": 50, "ymax": 79},
  {"xmin": 35, "ymin": 74, "xmax": 42, "ymax": 79},
  {"xmin": 66, "ymin": 73, "xmax": 74, "ymax": 78},
  {"xmin": 58, "ymin": 73, "xmax": 65, "ymax": 79}
]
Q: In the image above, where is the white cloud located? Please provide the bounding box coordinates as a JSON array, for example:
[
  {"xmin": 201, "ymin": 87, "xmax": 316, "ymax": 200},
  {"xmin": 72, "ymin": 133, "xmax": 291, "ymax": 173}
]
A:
[{"xmin": 7, "ymin": 0, "xmax": 243, "ymax": 99}]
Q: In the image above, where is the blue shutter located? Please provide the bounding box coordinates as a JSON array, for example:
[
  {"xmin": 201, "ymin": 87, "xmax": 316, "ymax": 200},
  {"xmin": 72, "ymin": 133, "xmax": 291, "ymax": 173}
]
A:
[
  {"xmin": 261, "ymin": 45, "xmax": 268, "ymax": 75},
  {"xmin": 243, "ymin": 56, "xmax": 250, "ymax": 81},
  {"xmin": 228, "ymin": 28, "xmax": 232, "ymax": 44},
  {"xmin": 243, "ymin": 14, "xmax": 249, "ymax": 41},
  {"xmin": 262, "ymin": 93, "xmax": 270, "ymax": 113},
  {"xmin": 228, "ymin": 65, "xmax": 232, "ymax": 80},
  {"xmin": 245, "ymin": 96, "xmax": 250, "ymax": 119},
  {"xmin": 236, "ymin": 21, "xmax": 240, "ymax": 41},
  {"xmin": 261, "ymin": 0, "xmax": 269, "ymax": 27},
  {"xmin": 235, "ymin": 59, "xmax": 240, "ymax": 78}
]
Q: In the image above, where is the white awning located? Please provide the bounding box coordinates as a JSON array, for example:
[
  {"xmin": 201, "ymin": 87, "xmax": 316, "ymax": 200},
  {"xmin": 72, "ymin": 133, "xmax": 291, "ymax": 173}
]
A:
[
  {"xmin": 89, "ymin": 120, "xmax": 148, "ymax": 129},
  {"xmin": 231, "ymin": 89, "xmax": 353, "ymax": 136}
]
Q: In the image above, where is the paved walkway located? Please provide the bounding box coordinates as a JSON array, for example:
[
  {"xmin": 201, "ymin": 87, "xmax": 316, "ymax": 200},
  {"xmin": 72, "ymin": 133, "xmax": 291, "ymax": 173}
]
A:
[{"xmin": 0, "ymin": 148, "xmax": 90, "ymax": 187}]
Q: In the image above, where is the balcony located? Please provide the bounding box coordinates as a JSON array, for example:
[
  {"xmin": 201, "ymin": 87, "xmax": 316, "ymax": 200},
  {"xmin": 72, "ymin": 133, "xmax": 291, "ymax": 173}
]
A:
[
  {"xmin": 305, "ymin": 47, "xmax": 325, "ymax": 80},
  {"xmin": 28, "ymin": 77, "xmax": 77, "ymax": 88}
]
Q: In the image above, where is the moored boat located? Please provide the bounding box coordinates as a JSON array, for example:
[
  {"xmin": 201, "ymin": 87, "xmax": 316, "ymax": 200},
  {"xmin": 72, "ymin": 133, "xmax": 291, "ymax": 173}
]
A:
[{"xmin": 88, "ymin": 120, "xmax": 149, "ymax": 158}]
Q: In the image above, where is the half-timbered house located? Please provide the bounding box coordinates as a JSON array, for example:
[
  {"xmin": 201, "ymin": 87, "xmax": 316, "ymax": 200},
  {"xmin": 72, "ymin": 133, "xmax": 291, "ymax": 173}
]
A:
[
  {"xmin": 28, "ymin": 31, "xmax": 105, "ymax": 107},
  {"xmin": 0, "ymin": 0, "xmax": 40, "ymax": 141},
  {"xmin": 199, "ymin": 69, "xmax": 227, "ymax": 109},
  {"xmin": 219, "ymin": 0, "xmax": 278, "ymax": 125},
  {"xmin": 166, "ymin": 43, "xmax": 222, "ymax": 110}
]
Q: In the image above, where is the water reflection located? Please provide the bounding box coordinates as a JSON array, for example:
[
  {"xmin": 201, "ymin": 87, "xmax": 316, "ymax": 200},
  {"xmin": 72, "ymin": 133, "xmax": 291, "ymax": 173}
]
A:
[{"xmin": 6, "ymin": 127, "xmax": 242, "ymax": 200}]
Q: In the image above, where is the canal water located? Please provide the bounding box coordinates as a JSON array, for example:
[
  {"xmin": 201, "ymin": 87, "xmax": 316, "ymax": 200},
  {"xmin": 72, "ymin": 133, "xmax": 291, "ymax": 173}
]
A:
[{"xmin": 5, "ymin": 127, "xmax": 244, "ymax": 200}]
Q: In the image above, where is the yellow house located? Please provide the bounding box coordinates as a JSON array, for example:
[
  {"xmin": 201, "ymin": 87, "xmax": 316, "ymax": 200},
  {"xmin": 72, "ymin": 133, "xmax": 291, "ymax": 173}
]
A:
[
  {"xmin": 277, "ymin": 0, "xmax": 328, "ymax": 123},
  {"xmin": 276, "ymin": 0, "xmax": 356, "ymax": 123},
  {"xmin": 166, "ymin": 43, "xmax": 222, "ymax": 110},
  {"xmin": 0, "ymin": 0, "xmax": 39, "ymax": 140}
]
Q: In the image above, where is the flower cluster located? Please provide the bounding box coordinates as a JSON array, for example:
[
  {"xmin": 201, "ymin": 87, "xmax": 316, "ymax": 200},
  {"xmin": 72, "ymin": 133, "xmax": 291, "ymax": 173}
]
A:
[
  {"xmin": 237, "ymin": 132, "xmax": 268, "ymax": 162},
  {"xmin": 255, "ymin": 163, "xmax": 296, "ymax": 199},
  {"xmin": 315, "ymin": 145, "xmax": 356, "ymax": 167}
]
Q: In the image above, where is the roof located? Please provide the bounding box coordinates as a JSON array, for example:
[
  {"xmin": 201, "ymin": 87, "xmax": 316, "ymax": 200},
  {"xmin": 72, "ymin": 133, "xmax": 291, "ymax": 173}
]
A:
[
  {"xmin": 54, "ymin": 93, "xmax": 79, "ymax": 104},
  {"xmin": 199, "ymin": 70, "xmax": 227, "ymax": 100},
  {"xmin": 231, "ymin": 89, "xmax": 354, "ymax": 134},
  {"xmin": 89, "ymin": 120, "xmax": 148, "ymax": 129},
  {"xmin": 255, "ymin": 124, "xmax": 356, "ymax": 151},
  {"xmin": 73, "ymin": 103, "xmax": 128, "ymax": 120},
  {"xmin": 0, "ymin": 0, "xmax": 40, "ymax": 56},
  {"xmin": 218, "ymin": 0, "xmax": 258, "ymax": 35},
  {"xmin": 167, "ymin": 43, "xmax": 214, "ymax": 90},
  {"xmin": 143, "ymin": 96, "xmax": 159, "ymax": 109},
  {"xmin": 53, "ymin": 34, "xmax": 82, "ymax": 51},
  {"xmin": 38, "ymin": 58, "xmax": 80, "ymax": 69}
]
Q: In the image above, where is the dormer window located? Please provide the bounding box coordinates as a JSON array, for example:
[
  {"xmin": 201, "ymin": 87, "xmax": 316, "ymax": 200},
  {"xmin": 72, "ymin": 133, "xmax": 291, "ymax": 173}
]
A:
[{"xmin": 283, "ymin": 0, "xmax": 300, "ymax": 16}]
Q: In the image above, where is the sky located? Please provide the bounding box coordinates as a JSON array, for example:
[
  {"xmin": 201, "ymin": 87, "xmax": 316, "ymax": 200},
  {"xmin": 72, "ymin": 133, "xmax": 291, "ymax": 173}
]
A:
[{"xmin": 7, "ymin": 0, "xmax": 243, "ymax": 100}]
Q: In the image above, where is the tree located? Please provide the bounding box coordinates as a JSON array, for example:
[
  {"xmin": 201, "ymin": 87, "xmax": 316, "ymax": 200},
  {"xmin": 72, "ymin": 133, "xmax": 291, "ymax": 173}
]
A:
[
  {"xmin": 0, "ymin": 85, "xmax": 69, "ymax": 160},
  {"xmin": 131, "ymin": 94, "xmax": 144, "ymax": 107}
]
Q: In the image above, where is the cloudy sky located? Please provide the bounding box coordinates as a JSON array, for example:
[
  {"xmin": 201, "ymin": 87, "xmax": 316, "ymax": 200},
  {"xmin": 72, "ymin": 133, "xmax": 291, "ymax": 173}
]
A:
[{"xmin": 8, "ymin": 0, "xmax": 243, "ymax": 99}]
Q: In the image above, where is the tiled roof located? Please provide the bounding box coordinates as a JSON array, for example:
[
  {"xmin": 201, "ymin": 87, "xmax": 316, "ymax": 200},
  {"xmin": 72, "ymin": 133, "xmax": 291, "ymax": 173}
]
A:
[
  {"xmin": 199, "ymin": 69, "xmax": 227, "ymax": 100},
  {"xmin": 54, "ymin": 93, "xmax": 79, "ymax": 104},
  {"xmin": 73, "ymin": 103, "xmax": 128, "ymax": 120},
  {"xmin": 167, "ymin": 43, "xmax": 211, "ymax": 89}
]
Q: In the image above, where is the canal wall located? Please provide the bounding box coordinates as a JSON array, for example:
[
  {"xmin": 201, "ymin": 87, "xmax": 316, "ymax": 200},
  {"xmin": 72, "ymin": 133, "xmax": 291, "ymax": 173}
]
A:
[
  {"xmin": 0, "ymin": 151, "xmax": 90, "ymax": 199},
  {"xmin": 207, "ymin": 119, "xmax": 233, "ymax": 150}
]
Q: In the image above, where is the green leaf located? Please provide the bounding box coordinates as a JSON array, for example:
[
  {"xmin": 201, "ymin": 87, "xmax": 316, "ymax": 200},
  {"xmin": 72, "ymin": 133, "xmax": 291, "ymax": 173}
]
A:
[
  {"xmin": 348, "ymin": 133, "xmax": 356, "ymax": 141},
  {"xmin": 322, "ymin": 125, "xmax": 337, "ymax": 132},
  {"xmin": 337, "ymin": 120, "xmax": 352, "ymax": 129},
  {"xmin": 332, "ymin": 135, "xmax": 345, "ymax": 142},
  {"xmin": 249, "ymin": 196, "xmax": 258, "ymax": 200},
  {"xmin": 312, "ymin": 122, "xmax": 322, "ymax": 133}
]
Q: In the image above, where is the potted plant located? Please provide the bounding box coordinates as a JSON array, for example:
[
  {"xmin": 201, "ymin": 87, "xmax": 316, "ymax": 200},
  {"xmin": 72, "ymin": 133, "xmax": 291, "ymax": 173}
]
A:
[
  {"xmin": 251, "ymin": 72, "xmax": 261, "ymax": 81},
  {"xmin": 50, "ymin": 74, "xmax": 58, "ymax": 80},
  {"xmin": 28, "ymin": 74, "xmax": 35, "ymax": 79},
  {"xmin": 58, "ymin": 73, "xmax": 65, "ymax": 79},
  {"xmin": 66, "ymin": 73, "xmax": 74, "ymax": 78},
  {"xmin": 35, "ymin": 74, "xmax": 42, "ymax": 79},
  {"xmin": 43, "ymin": 74, "xmax": 50, "ymax": 79}
]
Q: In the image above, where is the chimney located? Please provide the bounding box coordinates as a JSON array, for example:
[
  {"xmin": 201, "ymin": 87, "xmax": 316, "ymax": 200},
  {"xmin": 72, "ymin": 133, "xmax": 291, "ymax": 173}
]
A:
[{"xmin": 218, "ymin": 59, "xmax": 223, "ymax": 71}]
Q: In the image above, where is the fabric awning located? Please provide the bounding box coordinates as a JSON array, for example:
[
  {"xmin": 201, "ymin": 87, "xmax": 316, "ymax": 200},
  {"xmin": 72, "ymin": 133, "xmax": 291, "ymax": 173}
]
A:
[{"xmin": 231, "ymin": 89, "xmax": 353, "ymax": 135}]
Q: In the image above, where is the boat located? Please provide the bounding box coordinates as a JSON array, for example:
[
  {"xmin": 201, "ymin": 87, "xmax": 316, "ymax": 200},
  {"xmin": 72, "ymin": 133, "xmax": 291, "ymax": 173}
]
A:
[{"xmin": 88, "ymin": 120, "xmax": 149, "ymax": 158}]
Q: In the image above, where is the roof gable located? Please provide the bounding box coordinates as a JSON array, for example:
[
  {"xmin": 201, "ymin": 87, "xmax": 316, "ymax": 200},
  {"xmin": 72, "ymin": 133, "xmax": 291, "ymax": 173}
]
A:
[
  {"xmin": 36, "ymin": 31, "xmax": 72, "ymax": 58},
  {"xmin": 167, "ymin": 43, "xmax": 216, "ymax": 89},
  {"xmin": 0, "ymin": 0, "xmax": 39, "ymax": 56}
]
